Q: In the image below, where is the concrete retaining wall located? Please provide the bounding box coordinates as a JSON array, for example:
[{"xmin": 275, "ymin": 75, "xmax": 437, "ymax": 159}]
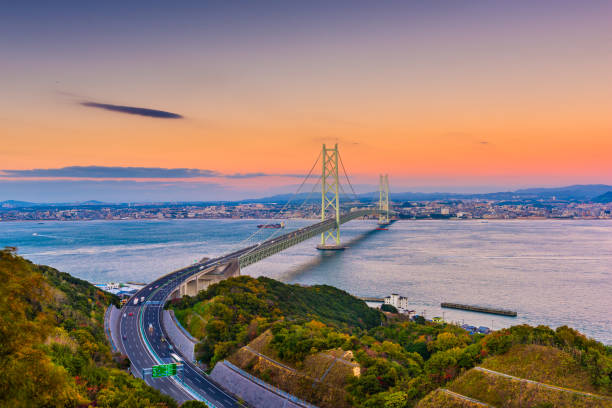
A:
[
  {"xmin": 210, "ymin": 361, "xmax": 318, "ymax": 408},
  {"xmin": 105, "ymin": 305, "xmax": 125, "ymax": 354},
  {"xmin": 162, "ymin": 309, "xmax": 196, "ymax": 362}
]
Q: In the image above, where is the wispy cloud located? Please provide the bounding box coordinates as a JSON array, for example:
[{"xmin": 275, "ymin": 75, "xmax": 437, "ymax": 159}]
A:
[
  {"xmin": 225, "ymin": 172, "xmax": 306, "ymax": 179},
  {"xmin": 2, "ymin": 166, "xmax": 218, "ymax": 179},
  {"xmin": 1, "ymin": 166, "xmax": 305, "ymax": 180},
  {"xmin": 81, "ymin": 101, "xmax": 183, "ymax": 119}
]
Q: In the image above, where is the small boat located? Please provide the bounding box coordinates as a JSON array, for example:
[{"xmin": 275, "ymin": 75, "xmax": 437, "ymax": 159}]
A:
[{"xmin": 257, "ymin": 221, "xmax": 285, "ymax": 229}]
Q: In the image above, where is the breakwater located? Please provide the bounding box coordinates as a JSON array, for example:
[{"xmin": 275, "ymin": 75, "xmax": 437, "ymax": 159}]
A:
[
  {"xmin": 358, "ymin": 296, "xmax": 385, "ymax": 302},
  {"xmin": 441, "ymin": 302, "xmax": 517, "ymax": 317}
]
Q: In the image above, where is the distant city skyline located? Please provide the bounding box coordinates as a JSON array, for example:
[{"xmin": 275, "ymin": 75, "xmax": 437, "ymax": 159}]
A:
[{"xmin": 2, "ymin": 1, "xmax": 611, "ymax": 201}]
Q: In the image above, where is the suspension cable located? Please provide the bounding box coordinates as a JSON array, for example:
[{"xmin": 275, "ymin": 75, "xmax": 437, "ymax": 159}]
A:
[
  {"xmin": 338, "ymin": 151, "xmax": 360, "ymax": 202},
  {"xmin": 233, "ymin": 150, "xmax": 322, "ymax": 253}
]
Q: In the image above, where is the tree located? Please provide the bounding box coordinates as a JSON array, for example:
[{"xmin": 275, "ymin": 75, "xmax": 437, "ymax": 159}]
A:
[
  {"xmin": 413, "ymin": 315, "xmax": 426, "ymax": 325},
  {"xmin": 384, "ymin": 391, "xmax": 409, "ymax": 408},
  {"xmin": 381, "ymin": 304, "xmax": 399, "ymax": 313}
]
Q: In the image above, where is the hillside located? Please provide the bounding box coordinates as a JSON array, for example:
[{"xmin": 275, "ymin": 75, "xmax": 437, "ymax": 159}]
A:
[
  {"xmin": 480, "ymin": 344, "xmax": 612, "ymax": 397},
  {"xmin": 0, "ymin": 248, "xmax": 177, "ymax": 408},
  {"xmin": 228, "ymin": 329, "xmax": 358, "ymax": 408},
  {"xmin": 418, "ymin": 331, "xmax": 612, "ymax": 408},
  {"xmin": 593, "ymin": 191, "xmax": 612, "ymax": 203},
  {"xmin": 169, "ymin": 275, "xmax": 382, "ymax": 368},
  {"xmin": 437, "ymin": 367, "xmax": 612, "ymax": 408},
  {"xmin": 173, "ymin": 277, "xmax": 612, "ymax": 408}
]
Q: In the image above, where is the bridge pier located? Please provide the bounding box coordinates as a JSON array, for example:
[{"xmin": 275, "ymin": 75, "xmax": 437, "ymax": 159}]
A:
[
  {"xmin": 379, "ymin": 174, "xmax": 390, "ymax": 225},
  {"xmin": 169, "ymin": 259, "xmax": 240, "ymax": 299},
  {"xmin": 316, "ymin": 244, "xmax": 346, "ymax": 250}
]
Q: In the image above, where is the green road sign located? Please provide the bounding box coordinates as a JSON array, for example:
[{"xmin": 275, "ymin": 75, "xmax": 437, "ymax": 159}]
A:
[{"xmin": 151, "ymin": 363, "xmax": 177, "ymax": 378}]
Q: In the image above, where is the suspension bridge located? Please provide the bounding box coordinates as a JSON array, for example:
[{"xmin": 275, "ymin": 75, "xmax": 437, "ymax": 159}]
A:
[
  {"xmin": 170, "ymin": 143, "xmax": 393, "ymax": 297},
  {"xmin": 114, "ymin": 144, "xmax": 394, "ymax": 407}
]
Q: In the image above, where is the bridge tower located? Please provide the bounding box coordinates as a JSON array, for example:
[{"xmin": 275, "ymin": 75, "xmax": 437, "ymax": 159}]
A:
[
  {"xmin": 379, "ymin": 174, "xmax": 390, "ymax": 224},
  {"xmin": 317, "ymin": 143, "xmax": 344, "ymax": 250}
]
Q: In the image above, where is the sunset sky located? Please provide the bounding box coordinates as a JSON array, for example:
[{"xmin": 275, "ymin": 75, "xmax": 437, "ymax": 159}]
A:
[{"xmin": 1, "ymin": 1, "xmax": 611, "ymax": 201}]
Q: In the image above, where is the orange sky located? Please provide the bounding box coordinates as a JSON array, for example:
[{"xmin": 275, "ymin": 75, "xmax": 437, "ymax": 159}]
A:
[{"xmin": 1, "ymin": 1, "xmax": 611, "ymax": 197}]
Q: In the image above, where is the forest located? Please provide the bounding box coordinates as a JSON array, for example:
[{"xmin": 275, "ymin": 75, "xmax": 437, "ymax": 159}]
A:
[{"xmin": 0, "ymin": 248, "xmax": 177, "ymax": 408}]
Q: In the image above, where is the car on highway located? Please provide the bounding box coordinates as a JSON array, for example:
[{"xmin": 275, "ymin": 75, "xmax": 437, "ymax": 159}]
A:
[{"xmin": 128, "ymin": 312, "xmax": 133, "ymax": 316}]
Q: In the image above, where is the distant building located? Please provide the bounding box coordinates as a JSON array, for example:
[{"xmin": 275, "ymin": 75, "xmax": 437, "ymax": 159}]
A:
[{"xmin": 384, "ymin": 293, "xmax": 410, "ymax": 310}]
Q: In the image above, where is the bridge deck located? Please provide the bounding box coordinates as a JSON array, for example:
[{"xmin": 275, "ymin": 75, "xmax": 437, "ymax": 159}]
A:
[{"xmin": 237, "ymin": 209, "xmax": 383, "ymax": 268}]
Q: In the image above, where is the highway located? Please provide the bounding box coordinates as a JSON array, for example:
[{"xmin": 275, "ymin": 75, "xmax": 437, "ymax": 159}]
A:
[
  {"xmin": 119, "ymin": 256, "xmax": 248, "ymax": 407},
  {"xmin": 117, "ymin": 211, "xmax": 384, "ymax": 406}
]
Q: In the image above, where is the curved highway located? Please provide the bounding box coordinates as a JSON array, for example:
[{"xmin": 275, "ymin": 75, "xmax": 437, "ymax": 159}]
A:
[
  {"xmin": 119, "ymin": 250, "xmax": 254, "ymax": 407},
  {"xmin": 118, "ymin": 212, "xmax": 385, "ymax": 405}
]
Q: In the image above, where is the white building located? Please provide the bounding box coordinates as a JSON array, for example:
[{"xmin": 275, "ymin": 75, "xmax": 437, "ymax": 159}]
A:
[{"xmin": 384, "ymin": 293, "xmax": 410, "ymax": 310}]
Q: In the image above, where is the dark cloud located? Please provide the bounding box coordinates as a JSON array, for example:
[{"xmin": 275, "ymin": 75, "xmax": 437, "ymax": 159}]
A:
[
  {"xmin": 81, "ymin": 101, "xmax": 183, "ymax": 119},
  {"xmin": 1, "ymin": 166, "xmax": 305, "ymax": 179},
  {"xmin": 2, "ymin": 166, "xmax": 219, "ymax": 178}
]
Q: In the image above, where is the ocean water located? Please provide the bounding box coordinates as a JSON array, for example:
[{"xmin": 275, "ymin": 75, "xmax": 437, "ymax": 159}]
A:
[{"xmin": 1, "ymin": 219, "xmax": 611, "ymax": 344}]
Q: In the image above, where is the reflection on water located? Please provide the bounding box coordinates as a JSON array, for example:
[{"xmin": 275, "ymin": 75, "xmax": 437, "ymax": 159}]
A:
[
  {"xmin": 1, "ymin": 219, "xmax": 611, "ymax": 344},
  {"xmin": 275, "ymin": 226, "xmax": 387, "ymax": 282}
]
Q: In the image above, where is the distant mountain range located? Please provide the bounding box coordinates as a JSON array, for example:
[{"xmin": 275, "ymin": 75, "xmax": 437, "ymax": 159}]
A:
[
  {"xmin": 2, "ymin": 184, "xmax": 612, "ymax": 208},
  {"xmin": 242, "ymin": 184, "xmax": 612, "ymax": 203},
  {"xmin": 592, "ymin": 191, "xmax": 612, "ymax": 203}
]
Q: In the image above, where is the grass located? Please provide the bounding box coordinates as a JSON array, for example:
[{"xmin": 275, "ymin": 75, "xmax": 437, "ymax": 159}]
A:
[
  {"xmin": 447, "ymin": 369, "xmax": 612, "ymax": 408},
  {"xmin": 416, "ymin": 389, "xmax": 488, "ymax": 408},
  {"xmin": 480, "ymin": 344, "xmax": 612, "ymax": 397},
  {"xmin": 228, "ymin": 330, "xmax": 356, "ymax": 408}
]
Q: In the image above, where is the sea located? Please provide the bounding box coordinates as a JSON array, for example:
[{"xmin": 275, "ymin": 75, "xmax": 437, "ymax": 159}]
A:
[{"xmin": 1, "ymin": 218, "xmax": 610, "ymax": 344}]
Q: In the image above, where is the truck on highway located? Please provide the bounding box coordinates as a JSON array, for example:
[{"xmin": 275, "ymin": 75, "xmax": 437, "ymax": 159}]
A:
[
  {"xmin": 170, "ymin": 353, "xmax": 183, "ymax": 363},
  {"xmin": 148, "ymin": 323, "xmax": 153, "ymax": 334},
  {"xmin": 133, "ymin": 298, "xmax": 138, "ymax": 305}
]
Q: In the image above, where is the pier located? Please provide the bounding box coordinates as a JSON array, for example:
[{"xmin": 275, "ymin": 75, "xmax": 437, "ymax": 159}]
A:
[
  {"xmin": 441, "ymin": 302, "xmax": 517, "ymax": 317},
  {"xmin": 358, "ymin": 296, "xmax": 385, "ymax": 302}
]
